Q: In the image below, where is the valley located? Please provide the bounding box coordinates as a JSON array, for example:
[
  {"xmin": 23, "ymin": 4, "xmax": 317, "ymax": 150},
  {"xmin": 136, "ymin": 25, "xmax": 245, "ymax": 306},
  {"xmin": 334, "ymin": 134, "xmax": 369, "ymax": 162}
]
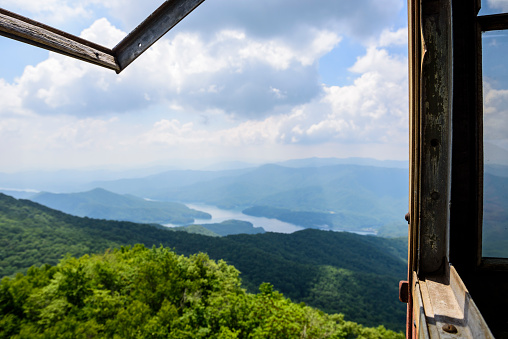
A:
[
  {"xmin": 0, "ymin": 190, "xmax": 407, "ymax": 331},
  {"xmin": 1, "ymin": 158, "xmax": 410, "ymax": 237}
]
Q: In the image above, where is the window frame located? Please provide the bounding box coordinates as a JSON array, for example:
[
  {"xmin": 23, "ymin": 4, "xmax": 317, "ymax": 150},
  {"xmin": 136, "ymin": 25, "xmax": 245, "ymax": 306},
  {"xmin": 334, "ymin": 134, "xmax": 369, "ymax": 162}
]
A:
[
  {"xmin": 0, "ymin": 0, "xmax": 206, "ymax": 73},
  {"xmin": 477, "ymin": 13, "xmax": 508, "ymax": 269},
  {"xmin": 407, "ymin": 1, "xmax": 508, "ymax": 337}
]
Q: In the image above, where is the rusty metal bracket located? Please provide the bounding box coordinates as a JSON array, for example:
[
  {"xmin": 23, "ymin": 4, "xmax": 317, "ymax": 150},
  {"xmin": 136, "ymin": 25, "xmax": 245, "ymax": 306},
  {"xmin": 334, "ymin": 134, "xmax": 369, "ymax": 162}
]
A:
[
  {"xmin": 399, "ymin": 280, "xmax": 410, "ymax": 303},
  {"xmin": 0, "ymin": 0, "xmax": 206, "ymax": 73}
]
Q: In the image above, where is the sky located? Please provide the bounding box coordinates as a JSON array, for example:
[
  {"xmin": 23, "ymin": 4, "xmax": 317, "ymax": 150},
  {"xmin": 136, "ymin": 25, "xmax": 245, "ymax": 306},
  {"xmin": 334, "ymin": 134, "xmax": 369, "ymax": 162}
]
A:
[{"xmin": 0, "ymin": 0, "xmax": 506, "ymax": 172}]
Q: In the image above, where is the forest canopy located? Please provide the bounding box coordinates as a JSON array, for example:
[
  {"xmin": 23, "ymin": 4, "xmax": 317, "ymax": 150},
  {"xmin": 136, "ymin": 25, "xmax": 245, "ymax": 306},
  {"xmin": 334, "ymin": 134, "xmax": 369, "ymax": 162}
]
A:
[{"xmin": 0, "ymin": 245, "xmax": 404, "ymax": 339}]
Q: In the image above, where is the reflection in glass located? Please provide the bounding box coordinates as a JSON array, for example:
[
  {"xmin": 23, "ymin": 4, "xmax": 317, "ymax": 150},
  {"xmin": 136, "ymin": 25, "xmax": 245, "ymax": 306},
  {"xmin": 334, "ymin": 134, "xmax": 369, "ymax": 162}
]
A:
[{"xmin": 483, "ymin": 30, "xmax": 508, "ymax": 257}]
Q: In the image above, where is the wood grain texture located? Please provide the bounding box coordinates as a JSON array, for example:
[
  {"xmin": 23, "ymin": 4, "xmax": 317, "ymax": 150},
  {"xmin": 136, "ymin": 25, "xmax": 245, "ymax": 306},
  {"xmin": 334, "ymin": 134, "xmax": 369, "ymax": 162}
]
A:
[
  {"xmin": 0, "ymin": 0, "xmax": 207, "ymax": 73},
  {"xmin": 0, "ymin": 9, "xmax": 119, "ymax": 71},
  {"xmin": 113, "ymin": 0, "xmax": 206, "ymax": 72},
  {"xmin": 478, "ymin": 13, "xmax": 508, "ymax": 32}
]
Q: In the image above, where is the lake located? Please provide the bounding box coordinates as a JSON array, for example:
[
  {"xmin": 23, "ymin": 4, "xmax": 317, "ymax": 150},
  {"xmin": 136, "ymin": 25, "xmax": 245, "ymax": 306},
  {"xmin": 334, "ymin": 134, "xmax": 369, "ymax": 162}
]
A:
[
  {"xmin": 166, "ymin": 203, "xmax": 377, "ymax": 235},
  {"xmin": 165, "ymin": 203, "xmax": 304, "ymax": 234}
]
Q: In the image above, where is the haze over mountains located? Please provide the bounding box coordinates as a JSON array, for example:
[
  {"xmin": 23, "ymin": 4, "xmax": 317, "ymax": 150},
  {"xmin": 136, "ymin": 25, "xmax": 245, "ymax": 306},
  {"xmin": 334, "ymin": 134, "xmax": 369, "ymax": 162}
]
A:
[
  {"xmin": 1, "ymin": 157, "xmax": 409, "ymax": 236},
  {"xmin": 93, "ymin": 164, "xmax": 408, "ymax": 235},
  {"xmin": 30, "ymin": 188, "xmax": 211, "ymax": 225},
  {"xmin": 0, "ymin": 157, "xmax": 406, "ymax": 191}
]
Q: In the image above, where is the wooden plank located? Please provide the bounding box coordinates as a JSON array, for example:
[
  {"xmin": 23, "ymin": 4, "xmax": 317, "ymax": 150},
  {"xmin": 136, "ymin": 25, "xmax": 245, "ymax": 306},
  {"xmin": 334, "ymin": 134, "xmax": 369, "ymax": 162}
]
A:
[
  {"xmin": 480, "ymin": 257, "xmax": 508, "ymax": 271},
  {"xmin": 418, "ymin": 0, "xmax": 453, "ymax": 274},
  {"xmin": 407, "ymin": 0, "xmax": 421, "ymax": 335},
  {"xmin": 113, "ymin": 0, "xmax": 206, "ymax": 72},
  {"xmin": 478, "ymin": 13, "xmax": 508, "ymax": 32},
  {"xmin": 449, "ymin": 266, "xmax": 495, "ymax": 339},
  {"xmin": 0, "ymin": 8, "xmax": 119, "ymax": 71}
]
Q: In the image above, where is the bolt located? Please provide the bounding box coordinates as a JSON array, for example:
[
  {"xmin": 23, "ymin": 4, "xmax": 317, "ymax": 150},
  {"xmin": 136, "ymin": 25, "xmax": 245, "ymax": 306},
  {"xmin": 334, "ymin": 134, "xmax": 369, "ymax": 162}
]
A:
[
  {"xmin": 405, "ymin": 212, "xmax": 410, "ymax": 224},
  {"xmin": 442, "ymin": 324, "xmax": 458, "ymax": 334}
]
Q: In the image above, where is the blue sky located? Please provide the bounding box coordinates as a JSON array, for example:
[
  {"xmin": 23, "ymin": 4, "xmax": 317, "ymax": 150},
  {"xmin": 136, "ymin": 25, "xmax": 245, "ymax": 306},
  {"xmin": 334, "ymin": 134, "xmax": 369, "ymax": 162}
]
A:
[{"xmin": 0, "ymin": 0, "xmax": 504, "ymax": 172}]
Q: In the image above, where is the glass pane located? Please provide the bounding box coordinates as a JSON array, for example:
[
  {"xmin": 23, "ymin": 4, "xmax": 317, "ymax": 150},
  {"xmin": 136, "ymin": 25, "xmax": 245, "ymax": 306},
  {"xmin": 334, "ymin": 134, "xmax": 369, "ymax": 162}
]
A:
[
  {"xmin": 483, "ymin": 30, "xmax": 508, "ymax": 257},
  {"xmin": 479, "ymin": 0, "xmax": 508, "ymax": 15}
]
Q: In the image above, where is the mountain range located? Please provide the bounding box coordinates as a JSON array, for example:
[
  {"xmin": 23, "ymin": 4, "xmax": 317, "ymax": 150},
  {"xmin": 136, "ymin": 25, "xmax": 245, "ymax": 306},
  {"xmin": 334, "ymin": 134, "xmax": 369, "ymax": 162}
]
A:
[
  {"xmin": 87, "ymin": 162, "xmax": 409, "ymax": 234},
  {"xmin": 1, "ymin": 158, "xmax": 410, "ymax": 236},
  {"xmin": 29, "ymin": 187, "xmax": 211, "ymax": 225}
]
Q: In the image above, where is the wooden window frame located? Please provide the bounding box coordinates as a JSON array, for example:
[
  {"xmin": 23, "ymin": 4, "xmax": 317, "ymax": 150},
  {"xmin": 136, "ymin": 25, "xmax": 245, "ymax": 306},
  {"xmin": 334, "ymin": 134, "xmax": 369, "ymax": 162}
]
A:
[
  {"xmin": 0, "ymin": 0, "xmax": 206, "ymax": 73},
  {"xmin": 407, "ymin": 1, "xmax": 508, "ymax": 337},
  {"xmin": 477, "ymin": 13, "xmax": 508, "ymax": 271}
]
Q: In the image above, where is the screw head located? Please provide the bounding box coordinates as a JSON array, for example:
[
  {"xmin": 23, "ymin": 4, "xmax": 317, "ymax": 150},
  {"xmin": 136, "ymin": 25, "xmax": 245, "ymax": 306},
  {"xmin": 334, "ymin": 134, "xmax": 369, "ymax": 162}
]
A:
[{"xmin": 442, "ymin": 324, "xmax": 458, "ymax": 334}]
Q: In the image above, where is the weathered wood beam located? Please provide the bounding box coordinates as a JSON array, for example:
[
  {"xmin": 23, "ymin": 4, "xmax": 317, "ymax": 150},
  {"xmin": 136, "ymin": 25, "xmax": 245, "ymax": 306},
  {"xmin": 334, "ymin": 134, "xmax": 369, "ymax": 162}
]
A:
[
  {"xmin": 113, "ymin": 0, "xmax": 205, "ymax": 73},
  {"xmin": 0, "ymin": 0, "xmax": 207, "ymax": 73},
  {"xmin": 478, "ymin": 13, "xmax": 508, "ymax": 32},
  {"xmin": 0, "ymin": 8, "xmax": 119, "ymax": 71},
  {"xmin": 418, "ymin": 0, "xmax": 453, "ymax": 275}
]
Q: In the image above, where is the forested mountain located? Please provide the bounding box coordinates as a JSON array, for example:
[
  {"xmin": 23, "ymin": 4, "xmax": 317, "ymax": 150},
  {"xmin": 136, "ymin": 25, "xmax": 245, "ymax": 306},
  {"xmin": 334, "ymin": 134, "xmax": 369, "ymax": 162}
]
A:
[
  {"xmin": 29, "ymin": 188, "xmax": 211, "ymax": 225},
  {"xmin": 88, "ymin": 168, "xmax": 251, "ymax": 198},
  {"xmin": 90, "ymin": 163, "xmax": 408, "ymax": 234},
  {"xmin": 0, "ymin": 246, "xmax": 404, "ymax": 338},
  {"xmin": 186, "ymin": 220, "xmax": 265, "ymax": 236},
  {"xmin": 482, "ymin": 171, "xmax": 508, "ymax": 257},
  {"xmin": 0, "ymin": 193, "xmax": 407, "ymax": 331}
]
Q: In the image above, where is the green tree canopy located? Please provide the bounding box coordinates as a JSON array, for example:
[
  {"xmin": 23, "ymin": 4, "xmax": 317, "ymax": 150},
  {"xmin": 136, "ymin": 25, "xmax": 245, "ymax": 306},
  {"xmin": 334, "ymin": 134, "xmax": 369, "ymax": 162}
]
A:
[{"xmin": 0, "ymin": 245, "xmax": 403, "ymax": 339}]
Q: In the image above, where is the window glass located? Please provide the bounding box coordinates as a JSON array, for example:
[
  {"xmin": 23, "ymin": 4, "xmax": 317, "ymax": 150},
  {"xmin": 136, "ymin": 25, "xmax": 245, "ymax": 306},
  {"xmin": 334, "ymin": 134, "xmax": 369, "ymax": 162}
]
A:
[
  {"xmin": 479, "ymin": 1, "xmax": 508, "ymax": 15},
  {"xmin": 482, "ymin": 30, "xmax": 508, "ymax": 257}
]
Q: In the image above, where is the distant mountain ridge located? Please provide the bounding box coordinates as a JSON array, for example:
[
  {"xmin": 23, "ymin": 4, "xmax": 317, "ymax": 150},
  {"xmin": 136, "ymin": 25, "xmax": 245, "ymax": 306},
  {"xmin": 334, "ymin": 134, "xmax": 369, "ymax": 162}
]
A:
[
  {"xmin": 30, "ymin": 188, "xmax": 211, "ymax": 225},
  {"xmin": 87, "ymin": 168, "xmax": 252, "ymax": 198},
  {"xmin": 190, "ymin": 219, "xmax": 265, "ymax": 236},
  {"xmin": 93, "ymin": 163, "xmax": 408, "ymax": 234},
  {"xmin": 482, "ymin": 172, "xmax": 508, "ymax": 257},
  {"xmin": 0, "ymin": 157, "xmax": 407, "ymax": 192},
  {"xmin": 276, "ymin": 157, "xmax": 409, "ymax": 169},
  {"xmin": 1, "ymin": 158, "xmax": 410, "ymax": 236},
  {"xmin": 77, "ymin": 163, "xmax": 410, "ymax": 234},
  {"xmin": 162, "ymin": 220, "xmax": 266, "ymax": 236}
]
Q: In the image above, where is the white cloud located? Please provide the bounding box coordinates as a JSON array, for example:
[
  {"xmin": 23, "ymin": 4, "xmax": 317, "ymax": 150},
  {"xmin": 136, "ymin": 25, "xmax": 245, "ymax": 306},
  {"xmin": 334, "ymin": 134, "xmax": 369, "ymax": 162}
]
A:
[
  {"xmin": 179, "ymin": 0, "xmax": 404, "ymax": 45},
  {"xmin": 378, "ymin": 27, "xmax": 408, "ymax": 47},
  {"xmin": 0, "ymin": 0, "xmax": 92, "ymax": 25},
  {"xmin": 2, "ymin": 19, "xmax": 339, "ymax": 117},
  {"xmin": 0, "ymin": 79, "xmax": 26, "ymax": 116},
  {"xmin": 349, "ymin": 46, "xmax": 407, "ymax": 81},
  {"xmin": 487, "ymin": 0, "xmax": 508, "ymax": 11},
  {"xmin": 80, "ymin": 18, "xmax": 126, "ymax": 47},
  {"xmin": 0, "ymin": 0, "xmax": 162, "ymax": 40},
  {"xmin": 484, "ymin": 82, "xmax": 508, "ymax": 141},
  {"xmin": 49, "ymin": 117, "xmax": 119, "ymax": 149},
  {"xmin": 239, "ymin": 30, "xmax": 340, "ymax": 70},
  {"xmin": 138, "ymin": 45, "xmax": 409, "ymax": 148},
  {"xmin": 1, "ymin": 0, "xmax": 403, "ymax": 45},
  {"xmin": 0, "ymin": 0, "xmax": 409, "ymax": 170}
]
